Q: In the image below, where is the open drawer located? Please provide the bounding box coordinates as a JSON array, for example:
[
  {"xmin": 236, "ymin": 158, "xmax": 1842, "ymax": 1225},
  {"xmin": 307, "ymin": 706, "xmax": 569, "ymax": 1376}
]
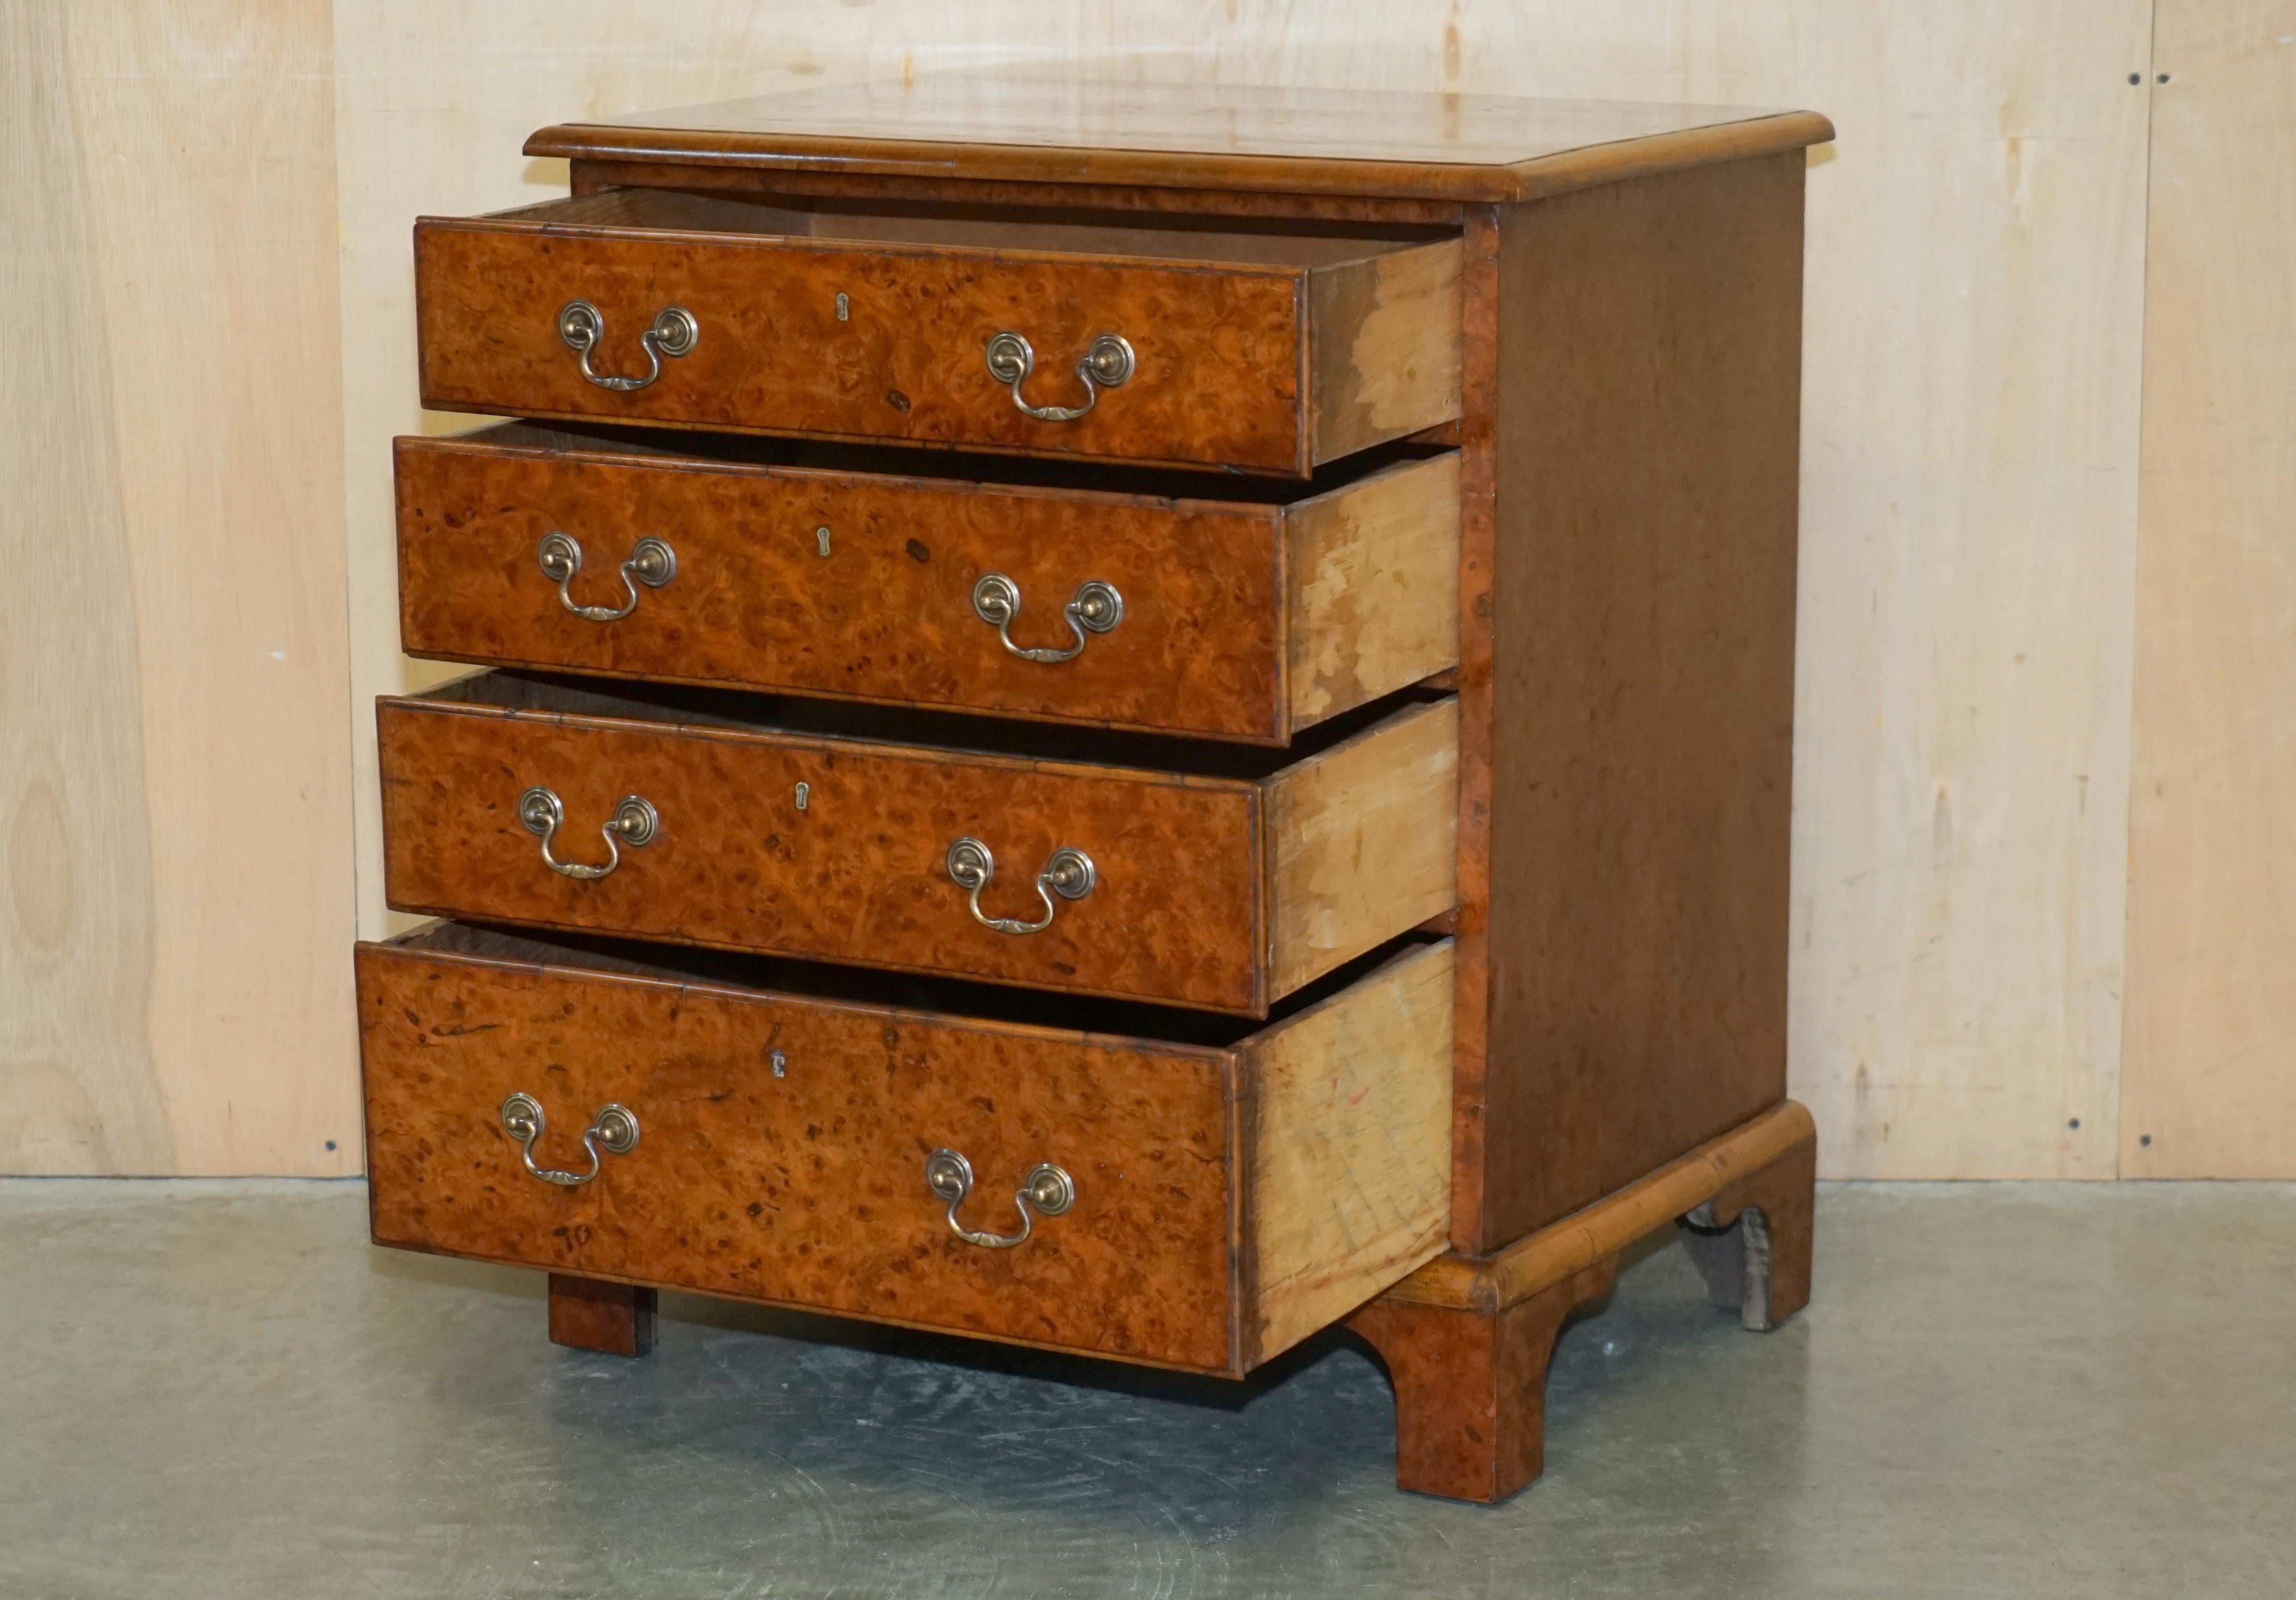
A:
[
  {"xmin": 413, "ymin": 189, "xmax": 1463, "ymax": 475},
  {"xmin": 378, "ymin": 671, "xmax": 1457, "ymax": 1015},
  {"xmin": 359, "ymin": 923, "xmax": 1454, "ymax": 1375},
  {"xmin": 394, "ymin": 424, "xmax": 1460, "ymax": 744}
]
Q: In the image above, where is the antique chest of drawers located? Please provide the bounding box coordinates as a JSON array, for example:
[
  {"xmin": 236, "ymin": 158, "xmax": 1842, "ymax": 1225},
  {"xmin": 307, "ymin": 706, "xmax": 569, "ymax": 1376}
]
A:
[{"xmin": 358, "ymin": 74, "xmax": 1831, "ymax": 1504}]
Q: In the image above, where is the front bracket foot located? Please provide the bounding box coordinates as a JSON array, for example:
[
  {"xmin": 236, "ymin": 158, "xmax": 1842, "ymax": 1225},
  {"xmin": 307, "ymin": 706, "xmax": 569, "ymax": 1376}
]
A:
[
  {"xmin": 1347, "ymin": 1259, "xmax": 1618, "ymax": 1503},
  {"xmin": 1352, "ymin": 1101, "xmax": 1817, "ymax": 1502}
]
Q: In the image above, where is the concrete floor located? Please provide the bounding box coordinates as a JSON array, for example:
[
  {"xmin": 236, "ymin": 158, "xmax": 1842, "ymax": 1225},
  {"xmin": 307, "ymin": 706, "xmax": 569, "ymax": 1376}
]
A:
[{"xmin": 3, "ymin": 1182, "xmax": 2291, "ymax": 1599}]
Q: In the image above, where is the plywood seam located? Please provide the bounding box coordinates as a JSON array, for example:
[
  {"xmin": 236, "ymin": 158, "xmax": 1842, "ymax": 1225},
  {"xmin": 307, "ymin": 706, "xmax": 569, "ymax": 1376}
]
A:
[{"xmin": 2111, "ymin": 0, "xmax": 2163, "ymax": 1184}]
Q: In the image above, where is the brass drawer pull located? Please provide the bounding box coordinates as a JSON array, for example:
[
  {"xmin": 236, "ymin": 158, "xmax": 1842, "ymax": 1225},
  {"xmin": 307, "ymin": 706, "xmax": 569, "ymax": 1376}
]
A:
[
  {"xmin": 557, "ymin": 299, "xmax": 698, "ymax": 392},
  {"xmin": 983, "ymin": 330, "xmax": 1133, "ymax": 422},
  {"xmin": 537, "ymin": 532, "xmax": 677, "ymax": 622},
  {"xmin": 945, "ymin": 837, "xmax": 1095, "ymax": 935},
  {"xmin": 519, "ymin": 786, "xmax": 658, "ymax": 881},
  {"xmin": 924, "ymin": 1148, "xmax": 1075, "ymax": 1249},
  {"xmin": 970, "ymin": 573, "xmax": 1123, "ymax": 663},
  {"xmin": 500, "ymin": 1091, "xmax": 639, "ymax": 1188}
]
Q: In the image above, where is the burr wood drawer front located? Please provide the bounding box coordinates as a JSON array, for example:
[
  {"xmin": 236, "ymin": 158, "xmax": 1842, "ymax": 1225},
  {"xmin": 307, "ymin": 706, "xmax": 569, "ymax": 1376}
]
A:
[
  {"xmin": 412, "ymin": 189, "xmax": 1463, "ymax": 476},
  {"xmin": 395, "ymin": 426, "xmax": 1460, "ymax": 745},
  {"xmin": 358, "ymin": 925, "xmax": 1454, "ymax": 1376},
  {"xmin": 376, "ymin": 673, "xmax": 1457, "ymax": 1017}
]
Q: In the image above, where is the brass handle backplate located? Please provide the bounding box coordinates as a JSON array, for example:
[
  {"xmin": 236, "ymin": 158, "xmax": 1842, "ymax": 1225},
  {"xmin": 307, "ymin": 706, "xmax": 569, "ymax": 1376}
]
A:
[
  {"xmin": 983, "ymin": 330, "xmax": 1133, "ymax": 422},
  {"xmin": 500, "ymin": 1091, "xmax": 639, "ymax": 1188},
  {"xmin": 971, "ymin": 573, "xmax": 1122, "ymax": 663},
  {"xmin": 537, "ymin": 532, "xmax": 676, "ymax": 622},
  {"xmin": 558, "ymin": 299, "xmax": 698, "ymax": 392},
  {"xmin": 519, "ymin": 786, "xmax": 658, "ymax": 881},
  {"xmin": 944, "ymin": 837, "xmax": 1095, "ymax": 935},
  {"xmin": 924, "ymin": 1148, "xmax": 1075, "ymax": 1249}
]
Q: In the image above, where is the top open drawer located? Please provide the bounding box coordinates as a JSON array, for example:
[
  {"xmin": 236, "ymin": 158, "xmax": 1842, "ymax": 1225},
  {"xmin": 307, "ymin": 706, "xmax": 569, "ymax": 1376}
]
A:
[{"xmin": 414, "ymin": 190, "xmax": 1463, "ymax": 476}]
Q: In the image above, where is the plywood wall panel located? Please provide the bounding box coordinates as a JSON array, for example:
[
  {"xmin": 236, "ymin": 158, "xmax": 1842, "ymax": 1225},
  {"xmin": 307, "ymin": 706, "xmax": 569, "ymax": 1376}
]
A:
[
  {"xmin": 1762, "ymin": 7, "xmax": 2154, "ymax": 1178},
  {"xmin": 336, "ymin": 3, "xmax": 2157, "ymax": 1177},
  {"xmin": 2122, "ymin": 0, "xmax": 2296, "ymax": 1178},
  {"xmin": 0, "ymin": 0, "xmax": 358, "ymax": 1174},
  {"xmin": 1, "ymin": 0, "xmax": 167, "ymax": 1172}
]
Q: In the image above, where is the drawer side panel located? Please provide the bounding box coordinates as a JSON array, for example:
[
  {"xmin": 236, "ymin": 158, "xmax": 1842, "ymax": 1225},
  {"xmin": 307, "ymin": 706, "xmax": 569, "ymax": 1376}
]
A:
[
  {"xmin": 1238, "ymin": 938, "xmax": 1454, "ymax": 1367},
  {"xmin": 1308, "ymin": 238, "xmax": 1465, "ymax": 462},
  {"xmin": 1285, "ymin": 452, "xmax": 1462, "ymax": 731},
  {"xmin": 1266, "ymin": 697, "xmax": 1460, "ymax": 998}
]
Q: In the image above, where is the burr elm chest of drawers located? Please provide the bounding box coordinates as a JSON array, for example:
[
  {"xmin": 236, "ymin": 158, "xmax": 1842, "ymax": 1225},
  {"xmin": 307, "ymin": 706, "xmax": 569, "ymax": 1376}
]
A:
[{"xmin": 358, "ymin": 74, "xmax": 1831, "ymax": 1504}]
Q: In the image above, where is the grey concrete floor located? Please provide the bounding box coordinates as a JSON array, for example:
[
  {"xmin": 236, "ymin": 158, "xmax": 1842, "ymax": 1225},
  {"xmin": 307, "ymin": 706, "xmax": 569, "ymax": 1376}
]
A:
[{"xmin": 2, "ymin": 1182, "xmax": 2290, "ymax": 1599}]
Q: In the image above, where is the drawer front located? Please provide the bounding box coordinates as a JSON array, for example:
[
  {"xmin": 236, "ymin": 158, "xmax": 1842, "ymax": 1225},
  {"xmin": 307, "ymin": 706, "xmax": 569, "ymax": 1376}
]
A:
[
  {"xmin": 357, "ymin": 936, "xmax": 1239, "ymax": 1371},
  {"xmin": 396, "ymin": 432, "xmax": 1284, "ymax": 741},
  {"xmin": 419, "ymin": 219, "xmax": 1302, "ymax": 470},
  {"xmin": 358, "ymin": 926, "xmax": 1455, "ymax": 1375},
  {"xmin": 378, "ymin": 690, "xmax": 1267, "ymax": 1013},
  {"xmin": 396, "ymin": 431, "xmax": 1461, "ymax": 744},
  {"xmin": 412, "ymin": 196, "xmax": 1462, "ymax": 474}
]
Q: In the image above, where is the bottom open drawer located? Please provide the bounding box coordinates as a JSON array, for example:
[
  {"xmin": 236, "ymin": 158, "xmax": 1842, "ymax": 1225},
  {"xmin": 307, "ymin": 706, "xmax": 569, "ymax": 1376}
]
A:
[{"xmin": 358, "ymin": 923, "xmax": 1452, "ymax": 1376}]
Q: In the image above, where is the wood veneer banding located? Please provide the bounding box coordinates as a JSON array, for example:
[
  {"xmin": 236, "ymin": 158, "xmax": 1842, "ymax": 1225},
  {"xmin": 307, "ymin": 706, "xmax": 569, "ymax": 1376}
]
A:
[
  {"xmin": 566, "ymin": 160, "xmax": 1479, "ymax": 226},
  {"xmin": 1445, "ymin": 204, "xmax": 1502, "ymax": 1253}
]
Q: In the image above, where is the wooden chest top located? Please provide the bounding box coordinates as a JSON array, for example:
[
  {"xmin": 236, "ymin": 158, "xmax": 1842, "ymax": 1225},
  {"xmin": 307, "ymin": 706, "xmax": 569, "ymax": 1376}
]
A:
[{"xmin": 526, "ymin": 71, "xmax": 1834, "ymax": 202}]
